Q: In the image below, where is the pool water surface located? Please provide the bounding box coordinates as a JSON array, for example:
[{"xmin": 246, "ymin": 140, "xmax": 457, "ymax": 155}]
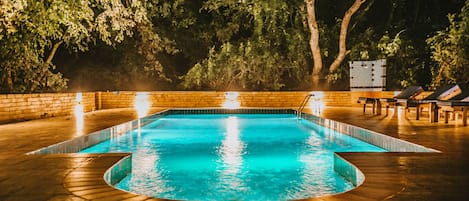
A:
[{"xmin": 80, "ymin": 113, "xmax": 386, "ymax": 201}]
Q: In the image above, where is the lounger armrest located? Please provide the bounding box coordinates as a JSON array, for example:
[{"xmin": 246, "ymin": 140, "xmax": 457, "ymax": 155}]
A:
[
  {"xmin": 438, "ymin": 100, "xmax": 469, "ymax": 107},
  {"xmin": 396, "ymin": 98, "xmax": 409, "ymax": 103},
  {"xmin": 380, "ymin": 98, "xmax": 396, "ymax": 103},
  {"xmin": 418, "ymin": 99, "xmax": 438, "ymax": 104},
  {"xmin": 357, "ymin": 97, "xmax": 377, "ymax": 104}
]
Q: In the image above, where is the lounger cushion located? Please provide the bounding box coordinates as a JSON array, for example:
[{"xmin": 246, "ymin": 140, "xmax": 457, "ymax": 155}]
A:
[
  {"xmin": 438, "ymin": 100, "xmax": 469, "ymax": 107},
  {"xmin": 449, "ymin": 90, "xmax": 469, "ymax": 101},
  {"xmin": 423, "ymin": 85, "xmax": 460, "ymax": 100},
  {"xmin": 394, "ymin": 86, "xmax": 424, "ymax": 99}
]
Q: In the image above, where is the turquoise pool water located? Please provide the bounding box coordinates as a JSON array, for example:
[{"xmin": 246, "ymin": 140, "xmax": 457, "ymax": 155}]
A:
[{"xmin": 80, "ymin": 113, "xmax": 386, "ymax": 200}]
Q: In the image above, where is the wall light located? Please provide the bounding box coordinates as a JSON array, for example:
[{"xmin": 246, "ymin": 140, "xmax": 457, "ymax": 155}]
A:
[
  {"xmin": 74, "ymin": 92, "xmax": 84, "ymax": 136},
  {"xmin": 309, "ymin": 91, "xmax": 325, "ymax": 115},
  {"xmin": 134, "ymin": 92, "xmax": 151, "ymax": 118},
  {"xmin": 222, "ymin": 92, "xmax": 240, "ymax": 109}
]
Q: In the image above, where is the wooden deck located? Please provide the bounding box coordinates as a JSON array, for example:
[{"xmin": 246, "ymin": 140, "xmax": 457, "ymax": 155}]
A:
[{"xmin": 1, "ymin": 107, "xmax": 468, "ymax": 200}]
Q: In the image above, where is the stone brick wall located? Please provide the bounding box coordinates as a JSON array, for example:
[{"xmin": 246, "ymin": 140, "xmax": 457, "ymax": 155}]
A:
[
  {"xmin": 0, "ymin": 93, "xmax": 95, "ymax": 124},
  {"xmin": 99, "ymin": 91, "xmax": 397, "ymax": 109},
  {"xmin": 0, "ymin": 91, "xmax": 401, "ymax": 124},
  {"xmin": 100, "ymin": 91, "xmax": 226, "ymax": 109}
]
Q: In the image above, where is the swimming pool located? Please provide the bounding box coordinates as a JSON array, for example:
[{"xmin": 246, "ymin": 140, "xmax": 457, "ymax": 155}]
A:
[{"xmin": 80, "ymin": 112, "xmax": 386, "ymax": 200}]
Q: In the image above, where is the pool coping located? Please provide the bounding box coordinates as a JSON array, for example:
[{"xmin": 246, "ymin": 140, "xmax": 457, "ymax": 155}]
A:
[{"xmin": 26, "ymin": 108, "xmax": 438, "ymax": 200}]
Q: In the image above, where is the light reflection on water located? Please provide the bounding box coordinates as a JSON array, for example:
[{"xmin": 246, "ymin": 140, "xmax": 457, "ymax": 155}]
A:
[
  {"xmin": 74, "ymin": 92, "xmax": 84, "ymax": 136},
  {"xmin": 218, "ymin": 116, "xmax": 245, "ymax": 191},
  {"xmin": 81, "ymin": 114, "xmax": 385, "ymax": 201}
]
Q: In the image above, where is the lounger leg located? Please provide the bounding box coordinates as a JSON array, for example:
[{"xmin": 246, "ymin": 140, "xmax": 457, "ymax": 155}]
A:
[
  {"xmin": 376, "ymin": 101, "xmax": 382, "ymax": 115},
  {"xmin": 430, "ymin": 103, "xmax": 438, "ymax": 123},
  {"xmin": 416, "ymin": 105, "xmax": 420, "ymax": 120},
  {"xmin": 444, "ymin": 111, "xmax": 449, "ymax": 124},
  {"xmin": 428, "ymin": 104, "xmax": 432, "ymax": 122},
  {"xmin": 463, "ymin": 108, "xmax": 467, "ymax": 126}
]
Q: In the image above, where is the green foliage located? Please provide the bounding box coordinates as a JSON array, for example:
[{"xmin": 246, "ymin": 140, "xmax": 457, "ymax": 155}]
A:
[
  {"xmin": 135, "ymin": 22, "xmax": 177, "ymax": 81},
  {"xmin": 2, "ymin": 0, "xmax": 466, "ymax": 91},
  {"xmin": 145, "ymin": 0, "xmax": 209, "ymax": 71},
  {"xmin": 1, "ymin": 0, "xmax": 70, "ymax": 93},
  {"xmin": 427, "ymin": 0, "xmax": 469, "ymax": 89},
  {"xmin": 1, "ymin": 0, "xmax": 172, "ymax": 93},
  {"xmin": 378, "ymin": 31, "xmax": 421, "ymax": 89},
  {"xmin": 182, "ymin": 0, "xmax": 309, "ymax": 90},
  {"xmin": 62, "ymin": 39, "xmax": 174, "ymax": 91},
  {"xmin": 0, "ymin": 47, "xmax": 67, "ymax": 93},
  {"xmin": 343, "ymin": 0, "xmax": 465, "ymax": 90},
  {"xmin": 183, "ymin": 39, "xmax": 307, "ymax": 90},
  {"xmin": 349, "ymin": 28, "xmax": 378, "ymax": 61},
  {"xmin": 0, "ymin": 0, "xmax": 24, "ymax": 40},
  {"xmin": 323, "ymin": 20, "xmax": 356, "ymax": 86}
]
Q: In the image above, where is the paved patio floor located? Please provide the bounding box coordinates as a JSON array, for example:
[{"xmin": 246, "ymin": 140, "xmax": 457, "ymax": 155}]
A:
[{"xmin": 0, "ymin": 107, "xmax": 468, "ymax": 200}]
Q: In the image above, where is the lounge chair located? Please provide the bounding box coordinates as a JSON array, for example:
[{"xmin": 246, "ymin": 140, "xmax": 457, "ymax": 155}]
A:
[
  {"xmin": 357, "ymin": 86, "xmax": 423, "ymax": 115},
  {"xmin": 404, "ymin": 85, "xmax": 461, "ymax": 122},
  {"xmin": 357, "ymin": 97, "xmax": 381, "ymax": 114},
  {"xmin": 437, "ymin": 89, "xmax": 469, "ymax": 126},
  {"xmin": 380, "ymin": 86, "xmax": 426, "ymax": 115}
]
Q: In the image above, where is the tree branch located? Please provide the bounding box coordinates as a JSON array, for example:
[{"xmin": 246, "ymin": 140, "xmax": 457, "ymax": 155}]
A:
[
  {"xmin": 328, "ymin": 0, "xmax": 366, "ymax": 73},
  {"xmin": 304, "ymin": 0, "xmax": 323, "ymax": 86},
  {"xmin": 46, "ymin": 41, "xmax": 63, "ymax": 64}
]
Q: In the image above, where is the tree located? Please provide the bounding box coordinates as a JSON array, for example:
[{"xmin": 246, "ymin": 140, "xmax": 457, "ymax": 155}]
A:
[
  {"xmin": 379, "ymin": 0, "xmax": 464, "ymax": 89},
  {"xmin": 328, "ymin": 0, "xmax": 366, "ymax": 73},
  {"xmin": 319, "ymin": 0, "xmax": 464, "ymax": 90},
  {"xmin": 377, "ymin": 31, "xmax": 420, "ymax": 89},
  {"xmin": 427, "ymin": 0, "xmax": 469, "ymax": 88},
  {"xmin": 1, "ymin": 0, "xmax": 71, "ymax": 93},
  {"xmin": 304, "ymin": 0, "xmax": 366, "ymax": 87},
  {"xmin": 182, "ymin": 0, "xmax": 310, "ymax": 90},
  {"xmin": 4, "ymin": 0, "xmax": 464, "ymax": 92},
  {"xmin": 304, "ymin": 0, "xmax": 322, "ymax": 85},
  {"xmin": 0, "ymin": 0, "xmax": 171, "ymax": 93}
]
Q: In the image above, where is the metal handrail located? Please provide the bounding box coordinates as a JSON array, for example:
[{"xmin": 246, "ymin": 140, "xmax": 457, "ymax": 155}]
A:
[{"xmin": 297, "ymin": 94, "xmax": 314, "ymax": 118}]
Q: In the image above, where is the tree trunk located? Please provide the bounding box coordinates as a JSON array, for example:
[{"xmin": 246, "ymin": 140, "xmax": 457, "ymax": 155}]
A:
[
  {"xmin": 413, "ymin": 0, "xmax": 421, "ymax": 27},
  {"xmin": 350, "ymin": 0, "xmax": 375, "ymax": 32},
  {"xmin": 4, "ymin": 67, "xmax": 13, "ymax": 93},
  {"xmin": 46, "ymin": 41, "xmax": 63, "ymax": 64},
  {"xmin": 328, "ymin": 0, "xmax": 366, "ymax": 73},
  {"xmin": 386, "ymin": 1, "xmax": 397, "ymax": 30},
  {"xmin": 28, "ymin": 41, "xmax": 63, "ymax": 92},
  {"xmin": 305, "ymin": 0, "xmax": 323, "ymax": 87}
]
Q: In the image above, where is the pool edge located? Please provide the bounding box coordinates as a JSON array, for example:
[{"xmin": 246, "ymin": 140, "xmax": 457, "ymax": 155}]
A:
[
  {"xmin": 333, "ymin": 153, "xmax": 365, "ymax": 187},
  {"xmin": 26, "ymin": 108, "xmax": 438, "ymax": 200},
  {"xmin": 301, "ymin": 112, "xmax": 438, "ymax": 153}
]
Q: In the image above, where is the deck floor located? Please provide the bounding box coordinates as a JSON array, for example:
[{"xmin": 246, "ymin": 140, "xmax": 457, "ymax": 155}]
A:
[{"xmin": 1, "ymin": 107, "xmax": 468, "ymax": 200}]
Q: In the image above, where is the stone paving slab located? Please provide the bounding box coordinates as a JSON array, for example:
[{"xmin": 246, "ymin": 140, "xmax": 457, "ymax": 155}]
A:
[
  {"xmin": 315, "ymin": 107, "xmax": 469, "ymax": 200},
  {"xmin": 0, "ymin": 107, "xmax": 469, "ymax": 200}
]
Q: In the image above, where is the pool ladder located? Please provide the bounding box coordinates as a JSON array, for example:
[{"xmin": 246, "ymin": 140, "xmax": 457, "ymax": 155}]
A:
[{"xmin": 297, "ymin": 94, "xmax": 314, "ymax": 118}]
